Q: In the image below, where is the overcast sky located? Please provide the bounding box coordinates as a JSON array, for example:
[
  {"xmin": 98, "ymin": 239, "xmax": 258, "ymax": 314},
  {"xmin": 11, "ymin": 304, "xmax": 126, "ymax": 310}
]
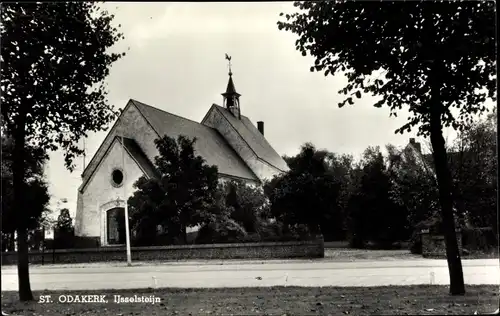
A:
[{"xmin": 44, "ymin": 2, "xmax": 489, "ymax": 218}]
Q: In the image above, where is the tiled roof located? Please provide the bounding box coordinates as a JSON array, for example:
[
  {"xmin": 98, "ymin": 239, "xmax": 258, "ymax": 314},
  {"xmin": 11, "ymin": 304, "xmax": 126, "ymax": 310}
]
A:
[
  {"xmin": 121, "ymin": 137, "xmax": 158, "ymax": 179},
  {"xmin": 213, "ymin": 105, "xmax": 289, "ymax": 172},
  {"xmin": 131, "ymin": 100, "xmax": 259, "ymax": 182}
]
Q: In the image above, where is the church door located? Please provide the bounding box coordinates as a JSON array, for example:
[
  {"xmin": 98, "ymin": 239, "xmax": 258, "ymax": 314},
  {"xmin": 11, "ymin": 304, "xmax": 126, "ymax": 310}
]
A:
[{"xmin": 107, "ymin": 207, "xmax": 126, "ymax": 245}]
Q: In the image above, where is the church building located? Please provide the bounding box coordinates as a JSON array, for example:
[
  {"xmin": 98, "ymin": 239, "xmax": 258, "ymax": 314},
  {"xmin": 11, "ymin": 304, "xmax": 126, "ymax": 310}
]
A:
[{"xmin": 74, "ymin": 66, "xmax": 289, "ymax": 246}]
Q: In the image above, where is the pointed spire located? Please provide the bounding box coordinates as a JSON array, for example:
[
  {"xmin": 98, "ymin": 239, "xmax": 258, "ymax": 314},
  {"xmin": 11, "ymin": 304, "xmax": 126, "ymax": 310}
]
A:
[
  {"xmin": 223, "ymin": 54, "xmax": 240, "ymax": 97},
  {"xmin": 223, "ymin": 73, "xmax": 240, "ymax": 97}
]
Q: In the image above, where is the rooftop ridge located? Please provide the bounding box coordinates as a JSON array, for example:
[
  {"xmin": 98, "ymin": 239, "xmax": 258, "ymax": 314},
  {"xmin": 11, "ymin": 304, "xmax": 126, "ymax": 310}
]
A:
[{"xmin": 130, "ymin": 99, "xmax": 206, "ymax": 126}]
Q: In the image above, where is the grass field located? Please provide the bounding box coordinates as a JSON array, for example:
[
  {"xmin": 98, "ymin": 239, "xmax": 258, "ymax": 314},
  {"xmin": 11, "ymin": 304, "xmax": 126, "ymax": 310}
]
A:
[{"xmin": 2, "ymin": 285, "xmax": 498, "ymax": 315}]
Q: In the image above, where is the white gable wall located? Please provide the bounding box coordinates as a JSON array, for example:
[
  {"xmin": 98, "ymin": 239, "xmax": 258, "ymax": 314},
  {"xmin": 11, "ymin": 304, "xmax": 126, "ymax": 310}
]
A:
[
  {"xmin": 74, "ymin": 139, "xmax": 147, "ymax": 242},
  {"xmin": 75, "ymin": 101, "xmax": 159, "ymax": 239},
  {"xmin": 79, "ymin": 101, "xmax": 159, "ymax": 189}
]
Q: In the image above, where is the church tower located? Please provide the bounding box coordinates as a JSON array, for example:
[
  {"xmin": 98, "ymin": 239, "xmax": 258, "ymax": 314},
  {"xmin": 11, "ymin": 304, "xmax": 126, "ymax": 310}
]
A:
[{"xmin": 222, "ymin": 54, "xmax": 241, "ymax": 119}]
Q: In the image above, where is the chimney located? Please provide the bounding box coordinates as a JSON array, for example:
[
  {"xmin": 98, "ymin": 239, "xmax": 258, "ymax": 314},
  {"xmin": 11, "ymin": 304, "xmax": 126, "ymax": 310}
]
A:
[{"xmin": 257, "ymin": 121, "xmax": 264, "ymax": 136}]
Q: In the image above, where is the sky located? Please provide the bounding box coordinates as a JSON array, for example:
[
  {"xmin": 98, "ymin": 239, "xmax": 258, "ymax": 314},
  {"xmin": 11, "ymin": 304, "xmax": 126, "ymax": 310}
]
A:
[{"xmin": 43, "ymin": 2, "xmax": 489, "ymax": 219}]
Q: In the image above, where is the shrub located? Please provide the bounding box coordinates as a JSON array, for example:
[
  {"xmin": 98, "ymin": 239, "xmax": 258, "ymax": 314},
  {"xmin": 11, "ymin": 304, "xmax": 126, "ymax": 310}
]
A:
[
  {"xmin": 462, "ymin": 227, "xmax": 497, "ymax": 253},
  {"xmin": 409, "ymin": 229, "xmax": 422, "ymax": 254},
  {"xmin": 256, "ymin": 220, "xmax": 284, "ymax": 241},
  {"xmin": 195, "ymin": 216, "xmax": 248, "ymax": 244}
]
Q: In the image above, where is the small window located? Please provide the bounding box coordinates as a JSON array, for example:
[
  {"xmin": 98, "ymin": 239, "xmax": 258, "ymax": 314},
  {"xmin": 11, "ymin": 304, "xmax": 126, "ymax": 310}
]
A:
[{"xmin": 111, "ymin": 169, "xmax": 124, "ymax": 187}]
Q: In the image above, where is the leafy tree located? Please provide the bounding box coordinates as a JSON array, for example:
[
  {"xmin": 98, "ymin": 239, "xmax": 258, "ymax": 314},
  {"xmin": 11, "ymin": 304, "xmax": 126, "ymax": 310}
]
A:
[
  {"xmin": 265, "ymin": 143, "xmax": 341, "ymax": 236},
  {"xmin": 1, "ymin": 136, "xmax": 50, "ymax": 252},
  {"xmin": 346, "ymin": 147, "xmax": 408, "ymax": 248},
  {"xmin": 194, "ymin": 181, "xmax": 249, "ymax": 244},
  {"xmin": 55, "ymin": 208, "xmax": 73, "ymax": 232},
  {"xmin": 54, "ymin": 208, "xmax": 74, "ymax": 249},
  {"xmin": 195, "ymin": 217, "xmax": 248, "ymax": 244},
  {"xmin": 278, "ymin": 1, "xmax": 496, "ymax": 295},
  {"xmin": 449, "ymin": 111, "xmax": 497, "ymax": 232},
  {"xmin": 1, "ymin": 2, "xmax": 124, "ymax": 300},
  {"xmin": 128, "ymin": 135, "xmax": 219, "ymax": 245},
  {"xmin": 223, "ymin": 180, "xmax": 268, "ymax": 233},
  {"xmin": 386, "ymin": 143, "xmax": 440, "ymax": 230},
  {"xmin": 285, "ymin": 149, "xmax": 353, "ymax": 240}
]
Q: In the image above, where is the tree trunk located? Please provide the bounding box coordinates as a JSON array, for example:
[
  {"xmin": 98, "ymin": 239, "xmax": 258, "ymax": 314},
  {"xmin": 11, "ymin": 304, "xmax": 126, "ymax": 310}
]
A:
[
  {"xmin": 429, "ymin": 108, "xmax": 465, "ymax": 296},
  {"xmin": 496, "ymin": 102, "xmax": 500, "ymax": 313},
  {"xmin": 13, "ymin": 107, "xmax": 34, "ymax": 301},
  {"xmin": 16, "ymin": 228, "xmax": 33, "ymax": 300}
]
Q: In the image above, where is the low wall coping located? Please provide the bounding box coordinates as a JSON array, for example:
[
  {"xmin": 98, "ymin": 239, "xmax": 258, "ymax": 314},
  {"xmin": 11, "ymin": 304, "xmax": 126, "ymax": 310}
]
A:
[{"xmin": 2, "ymin": 239, "xmax": 323, "ymax": 256}]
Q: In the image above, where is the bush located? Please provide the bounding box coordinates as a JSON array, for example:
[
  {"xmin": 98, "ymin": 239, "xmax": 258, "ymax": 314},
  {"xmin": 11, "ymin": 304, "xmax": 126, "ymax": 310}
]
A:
[
  {"xmin": 194, "ymin": 217, "xmax": 323, "ymax": 244},
  {"xmin": 462, "ymin": 227, "xmax": 497, "ymax": 253},
  {"xmin": 256, "ymin": 220, "xmax": 284, "ymax": 240},
  {"xmin": 409, "ymin": 229, "xmax": 422, "ymax": 254},
  {"xmin": 195, "ymin": 216, "xmax": 248, "ymax": 244},
  {"xmin": 408, "ymin": 214, "xmax": 443, "ymax": 254},
  {"xmin": 53, "ymin": 227, "xmax": 75, "ymax": 249},
  {"xmin": 72, "ymin": 236, "xmax": 100, "ymax": 248}
]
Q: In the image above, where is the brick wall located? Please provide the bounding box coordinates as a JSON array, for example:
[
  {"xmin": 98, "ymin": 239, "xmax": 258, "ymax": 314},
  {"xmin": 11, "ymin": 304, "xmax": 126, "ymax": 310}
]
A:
[
  {"xmin": 421, "ymin": 230, "xmax": 463, "ymax": 258},
  {"xmin": 1, "ymin": 240, "xmax": 324, "ymax": 265}
]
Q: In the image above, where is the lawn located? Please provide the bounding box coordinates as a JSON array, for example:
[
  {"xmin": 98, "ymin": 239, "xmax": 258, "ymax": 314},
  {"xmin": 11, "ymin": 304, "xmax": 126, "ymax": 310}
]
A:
[{"xmin": 2, "ymin": 285, "xmax": 498, "ymax": 315}]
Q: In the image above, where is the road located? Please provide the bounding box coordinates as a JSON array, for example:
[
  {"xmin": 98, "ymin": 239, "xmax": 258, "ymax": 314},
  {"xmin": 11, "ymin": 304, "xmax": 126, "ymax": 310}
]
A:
[{"xmin": 2, "ymin": 258, "xmax": 498, "ymax": 291}]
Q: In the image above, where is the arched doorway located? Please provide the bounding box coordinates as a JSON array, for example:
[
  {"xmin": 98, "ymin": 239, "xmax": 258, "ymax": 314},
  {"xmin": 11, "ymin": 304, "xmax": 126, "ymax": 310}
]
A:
[{"xmin": 107, "ymin": 207, "xmax": 126, "ymax": 245}]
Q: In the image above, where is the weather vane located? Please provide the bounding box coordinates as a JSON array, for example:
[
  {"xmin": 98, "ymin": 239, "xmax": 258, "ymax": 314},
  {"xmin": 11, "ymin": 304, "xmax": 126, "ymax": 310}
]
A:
[{"xmin": 225, "ymin": 53, "xmax": 232, "ymax": 76}]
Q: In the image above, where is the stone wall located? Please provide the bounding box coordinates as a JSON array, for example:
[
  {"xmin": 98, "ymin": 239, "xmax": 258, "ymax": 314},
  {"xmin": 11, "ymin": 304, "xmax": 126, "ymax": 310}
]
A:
[
  {"xmin": 1, "ymin": 240, "xmax": 324, "ymax": 265},
  {"xmin": 421, "ymin": 230, "xmax": 463, "ymax": 258}
]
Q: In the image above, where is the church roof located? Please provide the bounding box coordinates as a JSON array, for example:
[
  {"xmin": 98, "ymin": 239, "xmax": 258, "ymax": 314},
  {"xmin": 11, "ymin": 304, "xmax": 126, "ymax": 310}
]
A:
[
  {"xmin": 212, "ymin": 105, "xmax": 289, "ymax": 172},
  {"xmin": 121, "ymin": 136, "xmax": 158, "ymax": 179},
  {"xmin": 131, "ymin": 100, "xmax": 259, "ymax": 182}
]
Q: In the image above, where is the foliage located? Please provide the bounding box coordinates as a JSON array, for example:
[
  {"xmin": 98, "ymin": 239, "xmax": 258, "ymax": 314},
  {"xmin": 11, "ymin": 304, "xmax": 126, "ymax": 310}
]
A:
[
  {"xmin": 346, "ymin": 147, "xmax": 408, "ymax": 249},
  {"xmin": 128, "ymin": 135, "xmax": 219, "ymax": 246},
  {"xmin": 461, "ymin": 227, "xmax": 497, "ymax": 253},
  {"xmin": 195, "ymin": 216, "xmax": 248, "ymax": 244},
  {"xmin": 278, "ymin": 1, "xmax": 496, "ymax": 136},
  {"xmin": 278, "ymin": 1, "xmax": 496, "ymax": 295},
  {"xmin": 54, "ymin": 208, "xmax": 75, "ymax": 249},
  {"xmin": 255, "ymin": 220, "xmax": 286, "ymax": 242},
  {"xmin": 448, "ymin": 111, "xmax": 497, "ymax": 232},
  {"xmin": 1, "ymin": 136, "xmax": 51, "ymax": 252},
  {"xmin": 221, "ymin": 180, "xmax": 269, "ymax": 233},
  {"xmin": 265, "ymin": 143, "xmax": 341, "ymax": 235},
  {"xmin": 55, "ymin": 208, "xmax": 73, "ymax": 232},
  {"xmin": 1, "ymin": 136, "xmax": 50, "ymax": 234},
  {"xmin": 1, "ymin": 2, "xmax": 124, "ymax": 300},
  {"xmin": 285, "ymin": 148, "xmax": 355, "ymax": 240},
  {"xmin": 1, "ymin": 2, "xmax": 125, "ymax": 169},
  {"xmin": 327, "ymin": 153, "xmax": 354, "ymax": 234},
  {"xmin": 196, "ymin": 180, "xmax": 318, "ymax": 244},
  {"xmin": 386, "ymin": 143, "xmax": 440, "ymax": 230}
]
